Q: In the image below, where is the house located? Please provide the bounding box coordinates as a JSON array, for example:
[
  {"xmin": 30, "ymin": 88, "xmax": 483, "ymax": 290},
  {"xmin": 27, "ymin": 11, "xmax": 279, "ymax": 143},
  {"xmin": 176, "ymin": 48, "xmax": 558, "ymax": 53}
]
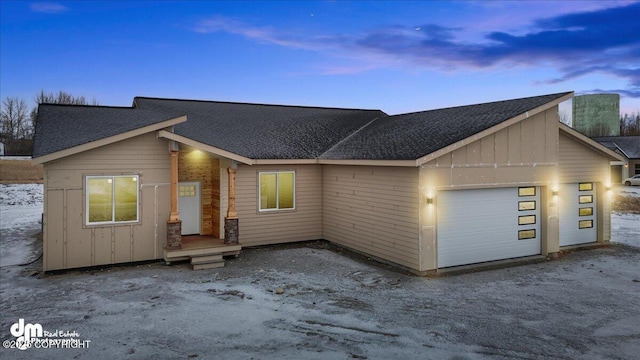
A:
[
  {"xmin": 592, "ymin": 136, "xmax": 640, "ymax": 183},
  {"xmin": 32, "ymin": 92, "xmax": 624, "ymax": 273}
]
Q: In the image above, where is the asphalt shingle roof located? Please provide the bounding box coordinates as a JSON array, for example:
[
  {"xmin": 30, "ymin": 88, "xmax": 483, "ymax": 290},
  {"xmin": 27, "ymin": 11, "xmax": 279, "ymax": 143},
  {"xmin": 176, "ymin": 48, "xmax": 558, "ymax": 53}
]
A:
[
  {"xmin": 320, "ymin": 92, "xmax": 572, "ymax": 160},
  {"xmin": 134, "ymin": 97, "xmax": 385, "ymax": 159},
  {"xmin": 32, "ymin": 104, "xmax": 183, "ymax": 158},
  {"xmin": 592, "ymin": 136, "xmax": 640, "ymax": 159},
  {"xmin": 33, "ymin": 92, "xmax": 571, "ymax": 162}
]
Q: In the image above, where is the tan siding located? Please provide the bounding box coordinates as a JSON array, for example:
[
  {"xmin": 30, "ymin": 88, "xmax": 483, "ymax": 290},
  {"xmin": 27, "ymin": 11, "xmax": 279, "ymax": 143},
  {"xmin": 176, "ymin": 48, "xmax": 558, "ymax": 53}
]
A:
[
  {"xmin": 420, "ymin": 109, "xmax": 561, "ymax": 270},
  {"xmin": 558, "ymin": 132, "xmax": 610, "ymax": 183},
  {"xmin": 557, "ymin": 132, "xmax": 613, "ymax": 245},
  {"xmin": 322, "ymin": 166, "xmax": 420, "ymax": 270},
  {"xmin": 42, "ymin": 132, "xmax": 171, "ymax": 271},
  {"xmin": 421, "ymin": 110, "xmax": 558, "ymax": 189},
  {"xmin": 236, "ymin": 165, "xmax": 322, "ymax": 246}
]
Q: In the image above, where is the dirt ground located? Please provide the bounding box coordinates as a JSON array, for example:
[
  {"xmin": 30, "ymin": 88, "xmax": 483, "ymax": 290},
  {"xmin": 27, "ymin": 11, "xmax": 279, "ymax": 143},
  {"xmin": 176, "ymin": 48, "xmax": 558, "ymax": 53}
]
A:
[
  {"xmin": 1, "ymin": 184, "xmax": 639, "ymax": 359},
  {"xmin": 1, "ymin": 241, "xmax": 639, "ymax": 359}
]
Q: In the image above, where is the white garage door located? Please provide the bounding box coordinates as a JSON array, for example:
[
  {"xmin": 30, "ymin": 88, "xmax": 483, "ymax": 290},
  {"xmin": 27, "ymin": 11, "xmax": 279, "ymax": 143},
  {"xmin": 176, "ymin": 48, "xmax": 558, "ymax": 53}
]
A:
[
  {"xmin": 559, "ymin": 183, "xmax": 597, "ymax": 246},
  {"xmin": 437, "ymin": 187, "xmax": 541, "ymax": 268}
]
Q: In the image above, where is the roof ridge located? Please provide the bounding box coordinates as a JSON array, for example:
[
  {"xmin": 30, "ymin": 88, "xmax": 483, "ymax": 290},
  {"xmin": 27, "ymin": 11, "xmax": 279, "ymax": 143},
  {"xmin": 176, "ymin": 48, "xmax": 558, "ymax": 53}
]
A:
[
  {"xmin": 39, "ymin": 103, "xmax": 133, "ymax": 110},
  {"xmin": 133, "ymin": 96, "xmax": 383, "ymax": 112},
  {"xmin": 389, "ymin": 91, "xmax": 572, "ymax": 117},
  {"xmin": 319, "ymin": 115, "xmax": 386, "ymax": 158}
]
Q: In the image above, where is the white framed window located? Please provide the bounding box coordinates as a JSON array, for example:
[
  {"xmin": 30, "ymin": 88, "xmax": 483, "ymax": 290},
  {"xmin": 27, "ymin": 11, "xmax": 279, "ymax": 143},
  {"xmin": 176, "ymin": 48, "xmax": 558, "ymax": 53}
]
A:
[
  {"xmin": 86, "ymin": 175, "xmax": 139, "ymax": 225},
  {"xmin": 258, "ymin": 171, "xmax": 295, "ymax": 211}
]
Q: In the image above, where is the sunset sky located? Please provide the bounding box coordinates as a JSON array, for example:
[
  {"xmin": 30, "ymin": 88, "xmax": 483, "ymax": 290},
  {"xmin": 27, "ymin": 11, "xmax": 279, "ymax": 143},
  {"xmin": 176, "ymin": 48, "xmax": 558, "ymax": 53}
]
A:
[{"xmin": 1, "ymin": 1, "xmax": 639, "ymax": 117}]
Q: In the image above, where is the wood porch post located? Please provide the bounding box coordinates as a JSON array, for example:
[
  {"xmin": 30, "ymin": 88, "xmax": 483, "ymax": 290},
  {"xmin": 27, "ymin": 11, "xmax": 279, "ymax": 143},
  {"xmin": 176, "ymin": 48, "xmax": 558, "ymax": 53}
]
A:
[
  {"xmin": 224, "ymin": 167, "xmax": 239, "ymax": 244},
  {"xmin": 169, "ymin": 150, "xmax": 180, "ymax": 222},
  {"xmin": 226, "ymin": 168, "xmax": 237, "ymax": 218},
  {"xmin": 167, "ymin": 148, "xmax": 182, "ymax": 249}
]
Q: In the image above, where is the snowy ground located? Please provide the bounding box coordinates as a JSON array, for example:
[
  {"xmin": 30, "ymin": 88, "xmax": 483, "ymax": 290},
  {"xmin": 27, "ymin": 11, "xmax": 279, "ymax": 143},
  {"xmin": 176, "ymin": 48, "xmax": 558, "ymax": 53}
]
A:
[{"xmin": 0, "ymin": 184, "xmax": 639, "ymax": 359}]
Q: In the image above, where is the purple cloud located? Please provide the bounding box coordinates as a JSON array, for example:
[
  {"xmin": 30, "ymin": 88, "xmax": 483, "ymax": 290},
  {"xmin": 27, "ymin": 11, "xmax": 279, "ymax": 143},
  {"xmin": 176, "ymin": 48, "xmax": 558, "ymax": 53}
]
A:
[{"xmin": 194, "ymin": 3, "xmax": 640, "ymax": 96}]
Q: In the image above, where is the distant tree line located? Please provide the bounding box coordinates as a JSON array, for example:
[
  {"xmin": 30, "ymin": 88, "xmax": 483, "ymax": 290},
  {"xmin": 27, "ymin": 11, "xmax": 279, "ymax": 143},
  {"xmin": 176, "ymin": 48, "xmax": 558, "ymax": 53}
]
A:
[
  {"xmin": 620, "ymin": 112, "xmax": 640, "ymax": 136},
  {"xmin": 0, "ymin": 91, "xmax": 98, "ymax": 155}
]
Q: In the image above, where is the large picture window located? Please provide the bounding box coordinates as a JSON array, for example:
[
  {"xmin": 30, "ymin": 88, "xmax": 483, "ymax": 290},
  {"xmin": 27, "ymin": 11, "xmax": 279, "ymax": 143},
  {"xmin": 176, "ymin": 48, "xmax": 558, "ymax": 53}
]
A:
[
  {"xmin": 86, "ymin": 175, "xmax": 139, "ymax": 225},
  {"xmin": 259, "ymin": 171, "xmax": 295, "ymax": 211}
]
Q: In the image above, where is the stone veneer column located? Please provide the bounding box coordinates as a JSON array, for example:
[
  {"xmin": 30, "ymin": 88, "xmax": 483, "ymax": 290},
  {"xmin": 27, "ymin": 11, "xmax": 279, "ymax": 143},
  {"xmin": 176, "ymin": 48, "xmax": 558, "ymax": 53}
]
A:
[{"xmin": 167, "ymin": 220, "xmax": 182, "ymax": 249}]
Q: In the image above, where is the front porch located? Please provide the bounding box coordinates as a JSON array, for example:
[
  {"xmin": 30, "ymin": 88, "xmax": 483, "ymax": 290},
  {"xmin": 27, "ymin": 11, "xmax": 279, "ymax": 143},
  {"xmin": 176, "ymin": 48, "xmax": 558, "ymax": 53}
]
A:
[{"xmin": 164, "ymin": 235, "xmax": 242, "ymax": 270}]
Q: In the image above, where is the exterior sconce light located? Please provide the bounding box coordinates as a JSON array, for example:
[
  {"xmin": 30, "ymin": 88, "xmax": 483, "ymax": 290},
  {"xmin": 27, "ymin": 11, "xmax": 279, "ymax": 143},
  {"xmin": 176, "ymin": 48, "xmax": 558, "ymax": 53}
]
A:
[
  {"xmin": 426, "ymin": 197, "xmax": 433, "ymax": 204},
  {"xmin": 552, "ymin": 190, "xmax": 559, "ymax": 196}
]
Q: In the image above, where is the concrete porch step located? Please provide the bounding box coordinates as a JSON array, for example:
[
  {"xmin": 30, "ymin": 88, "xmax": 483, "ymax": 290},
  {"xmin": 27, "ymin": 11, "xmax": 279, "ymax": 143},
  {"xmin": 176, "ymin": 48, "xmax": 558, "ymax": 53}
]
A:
[
  {"xmin": 191, "ymin": 254, "xmax": 223, "ymax": 265},
  {"xmin": 191, "ymin": 262, "xmax": 225, "ymax": 270}
]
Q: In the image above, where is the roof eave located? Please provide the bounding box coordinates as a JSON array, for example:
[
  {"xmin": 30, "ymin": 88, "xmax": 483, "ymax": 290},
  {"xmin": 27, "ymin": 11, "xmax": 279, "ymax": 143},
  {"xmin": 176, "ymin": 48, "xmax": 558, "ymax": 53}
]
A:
[
  {"xmin": 416, "ymin": 92, "xmax": 574, "ymax": 166},
  {"xmin": 318, "ymin": 159, "xmax": 417, "ymax": 167},
  {"xmin": 157, "ymin": 130, "xmax": 254, "ymax": 165},
  {"xmin": 32, "ymin": 116, "xmax": 187, "ymax": 164}
]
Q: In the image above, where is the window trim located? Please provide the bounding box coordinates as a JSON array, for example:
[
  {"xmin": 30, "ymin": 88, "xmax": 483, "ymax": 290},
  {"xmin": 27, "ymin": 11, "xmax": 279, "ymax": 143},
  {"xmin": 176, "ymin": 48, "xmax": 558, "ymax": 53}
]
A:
[
  {"xmin": 258, "ymin": 171, "xmax": 296, "ymax": 212},
  {"xmin": 85, "ymin": 175, "xmax": 140, "ymax": 226}
]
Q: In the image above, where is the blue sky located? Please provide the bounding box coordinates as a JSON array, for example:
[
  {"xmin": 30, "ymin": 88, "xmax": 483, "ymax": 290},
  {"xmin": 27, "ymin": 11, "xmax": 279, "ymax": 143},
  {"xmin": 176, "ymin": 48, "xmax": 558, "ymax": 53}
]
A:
[{"xmin": 1, "ymin": 0, "xmax": 639, "ymax": 117}]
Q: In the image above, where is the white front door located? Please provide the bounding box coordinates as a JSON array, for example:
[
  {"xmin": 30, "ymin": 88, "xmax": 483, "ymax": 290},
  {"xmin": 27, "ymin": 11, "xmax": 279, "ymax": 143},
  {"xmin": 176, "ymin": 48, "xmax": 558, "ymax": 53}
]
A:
[
  {"xmin": 559, "ymin": 183, "xmax": 597, "ymax": 246},
  {"xmin": 178, "ymin": 182, "xmax": 201, "ymax": 235},
  {"xmin": 437, "ymin": 187, "xmax": 541, "ymax": 268}
]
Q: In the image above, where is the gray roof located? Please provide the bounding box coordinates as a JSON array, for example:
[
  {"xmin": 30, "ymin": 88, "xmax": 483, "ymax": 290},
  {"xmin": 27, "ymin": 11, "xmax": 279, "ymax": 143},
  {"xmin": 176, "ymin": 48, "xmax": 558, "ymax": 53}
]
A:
[
  {"xmin": 134, "ymin": 97, "xmax": 385, "ymax": 159},
  {"xmin": 32, "ymin": 104, "xmax": 183, "ymax": 158},
  {"xmin": 320, "ymin": 92, "xmax": 572, "ymax": 160},
  {"xmin": 33, "ymin": 92, "xmax": 570, "ymax": 162},
  {"xmin": 592, "ymin": 136, "xmax": 640, "ymax": 159}
]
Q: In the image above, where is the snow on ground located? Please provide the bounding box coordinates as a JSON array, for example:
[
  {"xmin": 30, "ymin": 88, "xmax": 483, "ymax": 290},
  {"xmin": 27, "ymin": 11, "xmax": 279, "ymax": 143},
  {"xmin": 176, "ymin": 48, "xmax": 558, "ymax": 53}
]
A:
[
  {"xmin": 611, "ymin": 185, "xmax": 640, "ymax": 248},
  {"xmin": 0, "ymin": 184, "xmax": 43, "ymax": 266},
  {"xmin": 0, "ymin": 184, "xmax": 639, "ymax": 360}
]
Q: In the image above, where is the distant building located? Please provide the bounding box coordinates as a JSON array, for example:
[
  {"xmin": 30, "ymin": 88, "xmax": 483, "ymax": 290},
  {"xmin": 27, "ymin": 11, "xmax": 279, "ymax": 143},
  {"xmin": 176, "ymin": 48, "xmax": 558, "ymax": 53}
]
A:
[
  {"xmin": 593, "ymin": 136, "xmax": 640, "ymax": 183},
  {"xmin": 572, "ymin": 94, "xmax": 620, "ymax": 136}
]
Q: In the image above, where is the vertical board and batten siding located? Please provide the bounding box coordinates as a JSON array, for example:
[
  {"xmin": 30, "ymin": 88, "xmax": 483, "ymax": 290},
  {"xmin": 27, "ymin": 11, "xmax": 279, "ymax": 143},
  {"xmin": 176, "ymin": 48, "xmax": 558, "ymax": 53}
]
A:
[
  {"xmin": 421, "ymin": 108, "xmax": 559, "ymax": 189},
  {"xmin": 322, "ymin": 165, "xmax": 421, "ymax": 270},
  {"xmin": 557, "ymin": 132, "xmax": 612, "ymax": 242},
  {"xmin": 419, "ymin": 108, "xmax": 561, "ymax": 271},
  {"xmin": 42, "ymin": 132, "xmax": 171, "ymax": 271},
  {"xmin": 235, "ymin": 164, "xmax": 322, "ymax": 246}
]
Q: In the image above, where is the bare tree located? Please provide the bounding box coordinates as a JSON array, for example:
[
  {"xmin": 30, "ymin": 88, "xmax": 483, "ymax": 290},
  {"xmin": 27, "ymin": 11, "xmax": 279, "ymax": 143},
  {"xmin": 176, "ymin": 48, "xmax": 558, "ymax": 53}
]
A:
[
  {"xmin": 30, "ymin": 90, "xmax": 100, "ymax": 130},
  {"xmin": 620, "ymin": 112, "xmax": 640, "ymax": 136},
  {"xmin": 1, "ymin": 97, "xmax": 32, "ymax": 140},
  {"xmin": 33, "ymin": 90, "xmax": 99, "ymax": 106},
  {"xmin": 558, "ymin": 111, "xmax": 571, "ymax": 126}
]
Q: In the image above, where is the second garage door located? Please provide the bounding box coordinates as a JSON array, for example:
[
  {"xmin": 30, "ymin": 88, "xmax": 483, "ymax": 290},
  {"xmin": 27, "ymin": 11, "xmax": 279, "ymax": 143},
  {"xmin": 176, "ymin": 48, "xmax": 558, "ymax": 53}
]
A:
[
  {"xmin": 559, "ymin": 183, "xmax": 597, "ymax": 246},
  {"xmin": 437, "ymin": 187, "xmax": 541, "ymax": 268}
]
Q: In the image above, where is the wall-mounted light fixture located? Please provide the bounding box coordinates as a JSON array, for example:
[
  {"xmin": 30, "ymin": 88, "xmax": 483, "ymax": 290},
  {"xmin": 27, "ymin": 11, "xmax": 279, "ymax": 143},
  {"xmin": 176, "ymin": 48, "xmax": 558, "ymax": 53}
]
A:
[
  {"xmin": 426, "ymin": 196, "xmax": 433, "ymax": 204},
  {"xmin": 552, "ymin": 190, "xmax": 559, "ymax": 196}
]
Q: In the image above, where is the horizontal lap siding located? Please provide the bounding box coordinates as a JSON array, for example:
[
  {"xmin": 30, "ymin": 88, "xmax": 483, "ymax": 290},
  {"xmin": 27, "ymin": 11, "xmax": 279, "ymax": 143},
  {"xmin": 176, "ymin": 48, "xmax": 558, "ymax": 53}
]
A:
[
  {"xmin": 322, "ymin": 165, "xmax": 420, "ymax": 270},
  {"xmin": 236, "ymin": 165, "xmax": 322, "ymax": 246},
  {"xmin": 43, "ymin": 132, "xmax": 170, "ymax": 271},
  {"xmin": 558, "ymin": 132, "xmax": 610, "ymax": 183}
]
